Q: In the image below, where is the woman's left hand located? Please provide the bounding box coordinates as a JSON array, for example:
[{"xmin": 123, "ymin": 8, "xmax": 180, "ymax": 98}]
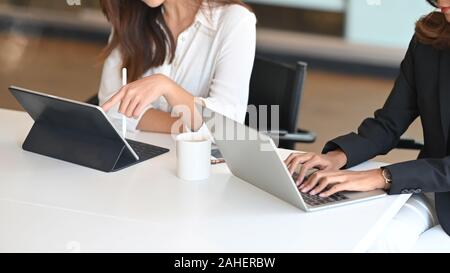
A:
[
  {"xmin": 102, "ymin": 74, "xmax": 173, "ymax": 118},
  {"xmin": 301, "ymin": 169, "xmax": 386, "ymax": 197}
]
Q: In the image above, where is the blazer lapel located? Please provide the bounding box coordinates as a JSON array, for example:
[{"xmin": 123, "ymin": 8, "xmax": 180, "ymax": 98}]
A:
[{"xmin": 439, "ymin": 50, "xmax": 450, "ymax": 150}]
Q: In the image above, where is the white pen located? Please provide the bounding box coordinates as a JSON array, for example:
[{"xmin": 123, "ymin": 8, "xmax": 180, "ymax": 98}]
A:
[{"xmin": 121, "ymin": 68, "xmax": 127, "ymax": 139}]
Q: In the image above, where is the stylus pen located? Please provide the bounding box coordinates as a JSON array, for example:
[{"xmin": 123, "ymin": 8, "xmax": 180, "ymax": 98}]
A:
[{"xmin": 122, "ymin": 68, "xmax": 127, "ymax": 139}]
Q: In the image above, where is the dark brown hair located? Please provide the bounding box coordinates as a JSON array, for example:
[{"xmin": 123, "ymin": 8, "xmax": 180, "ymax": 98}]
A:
[
  {"xmin": 100, "ymin": 0, "xmax": 250, "ymax": 82},
  {"xmin": 415, "ymin": 1, "xmax": 450, "ymax": 49}
]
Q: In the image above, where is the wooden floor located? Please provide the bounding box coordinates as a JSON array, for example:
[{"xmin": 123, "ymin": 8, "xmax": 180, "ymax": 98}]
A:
[{"xmin": 0, "ymin": 34, "xmax": 422, "ymax": 164}]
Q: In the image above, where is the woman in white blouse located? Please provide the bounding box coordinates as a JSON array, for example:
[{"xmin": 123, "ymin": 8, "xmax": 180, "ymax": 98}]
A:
[{"xmin": 99, "ymin": 0, "xmax": 256, "ymax": 133}]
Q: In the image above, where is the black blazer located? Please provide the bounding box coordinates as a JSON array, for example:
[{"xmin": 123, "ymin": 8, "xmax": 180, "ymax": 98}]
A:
[{"xmin": 323, "ymin": 36, "xmax": 450, "ymax": 236}]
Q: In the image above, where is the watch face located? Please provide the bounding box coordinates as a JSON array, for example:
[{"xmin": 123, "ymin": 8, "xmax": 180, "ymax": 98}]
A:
[{"xmin": 383, "ymin": 168, "xmax": 392, "ymax": 181}]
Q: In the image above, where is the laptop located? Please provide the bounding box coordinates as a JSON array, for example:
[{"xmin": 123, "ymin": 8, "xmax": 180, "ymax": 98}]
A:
[
  {"xmin": 9, "ymin": 86, "xmax": 169, "ymax": 172},
  {"xmin": 203, "ymin": 110, "xmax": 386, "ymax": 211}
]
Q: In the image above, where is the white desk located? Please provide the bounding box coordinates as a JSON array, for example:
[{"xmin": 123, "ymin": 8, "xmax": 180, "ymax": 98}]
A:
[{"xmin": 0, "ymin": 108, "xmax": 410, "ymax": 252}]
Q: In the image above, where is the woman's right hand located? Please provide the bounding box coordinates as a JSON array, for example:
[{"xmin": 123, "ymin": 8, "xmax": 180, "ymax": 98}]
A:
[{"xmin": 284, "ymin": 150, "xmax": 348, "ymax": 186}]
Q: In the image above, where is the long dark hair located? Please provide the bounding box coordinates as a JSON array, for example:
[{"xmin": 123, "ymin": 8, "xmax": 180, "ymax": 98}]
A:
[
  {"xmin": 100, "ymin": 0, "xmax": 250, "ymax": 82},
  {"xmin": 415, "ymin": 0, "xmax": 450, "ymax": 49}
]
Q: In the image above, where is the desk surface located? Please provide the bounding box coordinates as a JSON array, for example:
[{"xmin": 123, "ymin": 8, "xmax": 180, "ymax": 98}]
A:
[{"xmin": 0, "ymin": 108, "xmax": 410, "ymax": 252}]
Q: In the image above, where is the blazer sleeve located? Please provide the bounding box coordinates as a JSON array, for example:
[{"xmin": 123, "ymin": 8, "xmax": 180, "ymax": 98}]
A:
[
  {"xmin": 385, "ymin": 157, "xmax": 450, "ymax": 194},
  {"xmin": 322, "ymin": 37, "xmax": 420, "ymax": 168}
]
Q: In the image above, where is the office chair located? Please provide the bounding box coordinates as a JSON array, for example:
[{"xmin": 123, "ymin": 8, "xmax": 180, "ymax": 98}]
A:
[{"xmin": 246, "ymin": 55, "xmax": 316, "ymax": 150}]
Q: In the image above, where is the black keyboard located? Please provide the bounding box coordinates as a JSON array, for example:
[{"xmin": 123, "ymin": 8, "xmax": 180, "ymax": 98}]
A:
[
  {"xmin": 127, "ymin": 139, "xmax": 169, "ymax": 160},
  {"xmin": 301, "ymin": 192, "xmax": 349, "ymax": 207}
]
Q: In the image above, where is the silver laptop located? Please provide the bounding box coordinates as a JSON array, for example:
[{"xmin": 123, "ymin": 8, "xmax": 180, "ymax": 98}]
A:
[{"xmin": 203, "ymin": 110, "xmax": 386, "ymax": 211}]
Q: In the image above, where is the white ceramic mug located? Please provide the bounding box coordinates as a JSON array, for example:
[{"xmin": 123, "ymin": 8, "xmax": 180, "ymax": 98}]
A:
[{"xmin": 176, "ymin": 132, "xmax": 211, "ymax": 181}]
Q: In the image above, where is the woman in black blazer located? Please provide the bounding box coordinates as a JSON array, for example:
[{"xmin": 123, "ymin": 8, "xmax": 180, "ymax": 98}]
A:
[{"xmin": 285, "ymin": 0, "xmax": 450, "ymax": 247}]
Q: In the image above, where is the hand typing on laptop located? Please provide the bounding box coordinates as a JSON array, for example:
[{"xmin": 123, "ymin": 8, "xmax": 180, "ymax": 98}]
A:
[{"xmin": 285, "ymin": 151, "xmax": 388, "ymax": 197}]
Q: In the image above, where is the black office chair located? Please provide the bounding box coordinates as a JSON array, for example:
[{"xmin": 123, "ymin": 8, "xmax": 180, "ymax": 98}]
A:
[{"xmin": 246, "ymin": 55, "xmax": 316, "ymax": 150}]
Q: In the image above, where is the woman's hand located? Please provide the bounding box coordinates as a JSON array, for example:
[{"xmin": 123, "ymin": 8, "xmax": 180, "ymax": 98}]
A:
[
  {"xmin": 102, "ymin": 74, "xmax": 174, "ymax": 118},
  {"xmin": 284, "ymin": 150, "xmax": 348, "ymax": 186},
  {"xmin": 299, "ymin": 169, "xmax": 386, "ymax": 197}
]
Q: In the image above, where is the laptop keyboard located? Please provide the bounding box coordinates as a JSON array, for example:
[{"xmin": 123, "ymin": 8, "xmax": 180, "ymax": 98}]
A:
[
  {"xmin": 292, "ymin": 172, "xmax": 349, "ymax": 207},
  {"xmin": 127, "ymin": 139, "xmax": 169, "ymax": 160},
  {"xmin": 300, "ymin": 192, "xmax": 349, "ymax": 207}
]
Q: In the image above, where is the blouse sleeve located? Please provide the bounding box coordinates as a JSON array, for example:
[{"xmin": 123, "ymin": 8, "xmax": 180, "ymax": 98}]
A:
[{"xmin": 199, "ymin": 7, "xmax": 257, "ymax": 124}]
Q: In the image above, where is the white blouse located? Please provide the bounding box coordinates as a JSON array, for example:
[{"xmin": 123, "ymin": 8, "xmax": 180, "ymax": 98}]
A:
[{"xmin": 98, "ymin": 4, "xmax": 257, "ymax": 132}]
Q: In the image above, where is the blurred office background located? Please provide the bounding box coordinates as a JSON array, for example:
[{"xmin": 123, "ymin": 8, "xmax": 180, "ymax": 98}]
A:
[{"xmin": 0, "ymin": 0, "xmax": 434, "ymax": 163}]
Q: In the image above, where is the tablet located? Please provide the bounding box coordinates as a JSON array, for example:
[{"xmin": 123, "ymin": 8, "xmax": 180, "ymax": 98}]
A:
[{"xmin": 9, "ymin": 86, "xmax": 169, "ymax": 172}]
